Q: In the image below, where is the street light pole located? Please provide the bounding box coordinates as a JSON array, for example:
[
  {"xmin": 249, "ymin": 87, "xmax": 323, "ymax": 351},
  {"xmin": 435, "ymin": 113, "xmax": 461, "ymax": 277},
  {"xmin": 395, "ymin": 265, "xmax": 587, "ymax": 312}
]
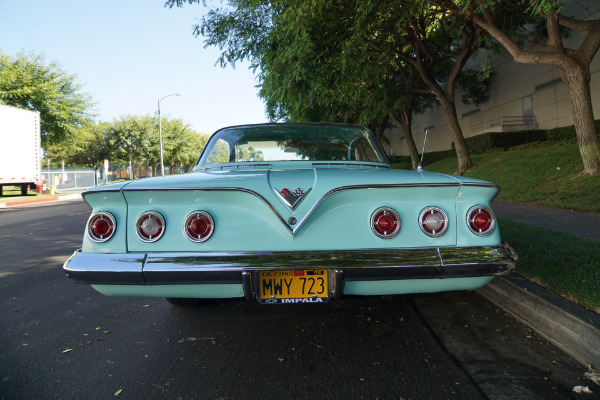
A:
[{"xmin": 158, "ymin": 93, "xmax": 180, "ymax": 177}]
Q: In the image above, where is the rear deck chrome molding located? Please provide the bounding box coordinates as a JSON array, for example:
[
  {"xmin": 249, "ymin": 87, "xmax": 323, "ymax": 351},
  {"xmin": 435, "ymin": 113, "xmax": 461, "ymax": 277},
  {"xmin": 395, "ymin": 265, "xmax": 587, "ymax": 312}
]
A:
[
  {"xmin": 116, "ymin": 183, "xmax": 464, "ymax": 235},
  {"xmin": 64, "ymin": 243, "xmax": 517, "ymax": 287}
]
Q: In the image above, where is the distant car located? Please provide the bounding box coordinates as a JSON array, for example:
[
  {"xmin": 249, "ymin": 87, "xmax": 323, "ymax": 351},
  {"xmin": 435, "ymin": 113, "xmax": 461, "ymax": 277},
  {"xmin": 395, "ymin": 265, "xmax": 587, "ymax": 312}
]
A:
[{"xmin": 64, "ymin": 123, "xmax": 517, "ymax": 305}]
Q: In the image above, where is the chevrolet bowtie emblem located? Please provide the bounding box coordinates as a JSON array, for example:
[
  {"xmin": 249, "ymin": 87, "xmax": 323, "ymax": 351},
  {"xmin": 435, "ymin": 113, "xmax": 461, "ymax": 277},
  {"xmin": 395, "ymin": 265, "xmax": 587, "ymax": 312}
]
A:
[{"xmin": 275, "ymin": 187, "xmax": 311, "ymax": 209}]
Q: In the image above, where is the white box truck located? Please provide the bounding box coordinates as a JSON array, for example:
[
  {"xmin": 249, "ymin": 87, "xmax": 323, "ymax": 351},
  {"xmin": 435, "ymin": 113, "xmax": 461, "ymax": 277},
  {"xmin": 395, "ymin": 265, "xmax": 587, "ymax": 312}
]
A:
[{"xmin": 0, "ymin": 104, "xmax": 42, "ymax": 195}]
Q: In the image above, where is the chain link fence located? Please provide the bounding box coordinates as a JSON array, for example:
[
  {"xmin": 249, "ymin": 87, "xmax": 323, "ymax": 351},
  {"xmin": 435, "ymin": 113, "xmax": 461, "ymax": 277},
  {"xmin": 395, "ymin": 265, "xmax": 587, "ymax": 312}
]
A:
[
  {"xmin": 42, "ymin": 168, "xmax": 96, "ymax": 192},
  {"xmin": 42, "ymin": 164, "xmax": 191, "ymax": 192}
]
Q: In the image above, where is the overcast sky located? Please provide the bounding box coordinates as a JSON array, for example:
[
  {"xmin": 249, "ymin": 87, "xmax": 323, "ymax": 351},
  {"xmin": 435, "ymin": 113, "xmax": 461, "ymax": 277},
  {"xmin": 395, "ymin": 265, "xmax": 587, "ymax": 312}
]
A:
[{"xmin": 0, "ymin": 0, "xmax": 268, "ymax": 135}]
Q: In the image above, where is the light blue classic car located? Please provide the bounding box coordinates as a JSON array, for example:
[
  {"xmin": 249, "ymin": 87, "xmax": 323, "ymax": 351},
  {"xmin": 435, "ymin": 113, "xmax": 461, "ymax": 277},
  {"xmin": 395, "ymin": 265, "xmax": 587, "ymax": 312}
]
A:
[{"xmin": 64, "ymin": 123, "xmax": 517, "ymax": 305}]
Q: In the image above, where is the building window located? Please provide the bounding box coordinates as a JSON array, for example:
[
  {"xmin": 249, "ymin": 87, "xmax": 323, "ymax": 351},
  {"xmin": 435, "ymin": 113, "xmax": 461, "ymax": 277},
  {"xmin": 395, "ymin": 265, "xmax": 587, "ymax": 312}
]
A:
[
  {"xmin": 535, "ymin": 78, "xmax": 562, "ymax": 92},
  {"xmin": 462, "ymin": 108, "xmax": 481, "ymax": 118}
]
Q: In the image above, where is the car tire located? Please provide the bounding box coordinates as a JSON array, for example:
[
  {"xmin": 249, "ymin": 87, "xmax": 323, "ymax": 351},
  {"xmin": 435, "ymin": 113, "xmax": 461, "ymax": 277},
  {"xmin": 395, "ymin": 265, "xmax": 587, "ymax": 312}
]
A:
[{"xmin": 165, "ymin": 297, "xmax": 208, "ymax": 306}]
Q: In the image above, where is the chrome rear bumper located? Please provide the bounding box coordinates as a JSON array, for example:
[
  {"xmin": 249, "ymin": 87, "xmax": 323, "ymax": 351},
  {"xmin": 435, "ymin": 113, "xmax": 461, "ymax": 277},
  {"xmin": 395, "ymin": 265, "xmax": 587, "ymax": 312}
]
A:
[{"xmin": 64, "ymin": 243, "xmax": 517, "ymax": 294}]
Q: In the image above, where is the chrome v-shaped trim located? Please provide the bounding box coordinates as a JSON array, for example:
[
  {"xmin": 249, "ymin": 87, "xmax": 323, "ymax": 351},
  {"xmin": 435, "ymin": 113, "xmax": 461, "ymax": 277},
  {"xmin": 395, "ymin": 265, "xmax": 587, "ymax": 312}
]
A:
[{"xmin": 119, "ymin": 183, "xmax": 473, "ymax": 235}]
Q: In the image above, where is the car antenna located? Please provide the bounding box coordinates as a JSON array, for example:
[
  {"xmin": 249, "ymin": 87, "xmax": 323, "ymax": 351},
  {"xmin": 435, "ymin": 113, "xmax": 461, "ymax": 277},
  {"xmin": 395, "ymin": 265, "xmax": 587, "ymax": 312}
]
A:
[{"xmin": 417, "ymin": 128, "xmax": 429, "ymax": 172}]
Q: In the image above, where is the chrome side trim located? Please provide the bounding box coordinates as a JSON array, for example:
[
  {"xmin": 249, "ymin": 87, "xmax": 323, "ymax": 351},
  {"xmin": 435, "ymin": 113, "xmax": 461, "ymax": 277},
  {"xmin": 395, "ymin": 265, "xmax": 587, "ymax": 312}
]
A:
[
  {"xmin": 293, "ymin": 183, "xmax": 459, "ymax": 234},
  {"xmin": 119, "ymin": 183, "xmax": 462, "ymax": 235},
  {"xmin": 124, "ymin": 187, "xmax": 293, "ymax": 233},
  {"xmin": 312, "ymin": 162, "xmax": 390, "ymax": 169},
  {"xmin": 460, "ymin": 182, "xmax": 500, "ymax": 190},
  {"xmin": 64, "ymin": 243, "xmax": 517, "ymax": 286}
]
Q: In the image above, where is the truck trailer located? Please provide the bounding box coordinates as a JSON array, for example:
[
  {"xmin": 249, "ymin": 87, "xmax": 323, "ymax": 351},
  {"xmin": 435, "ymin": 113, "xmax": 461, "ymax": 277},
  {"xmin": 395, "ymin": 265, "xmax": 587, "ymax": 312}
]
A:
[{"xmin": 0, "ymin": 104, "xmax": 42, "ymax": 195}]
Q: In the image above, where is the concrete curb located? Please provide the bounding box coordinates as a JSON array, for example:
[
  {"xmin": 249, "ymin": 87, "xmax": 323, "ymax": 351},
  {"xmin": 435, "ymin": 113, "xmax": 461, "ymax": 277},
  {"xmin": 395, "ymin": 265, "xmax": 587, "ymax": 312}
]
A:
[{"xmin": 478, "ymin": 273, "xmax": 600, "ymax": 369}]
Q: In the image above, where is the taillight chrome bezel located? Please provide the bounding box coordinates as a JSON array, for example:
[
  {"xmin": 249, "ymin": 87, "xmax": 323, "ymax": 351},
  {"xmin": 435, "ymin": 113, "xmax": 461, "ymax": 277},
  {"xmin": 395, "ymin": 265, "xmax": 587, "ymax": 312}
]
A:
[
  {"xmin": 467, "ymin": 205, "xmax": 496, "ymax": 236},
  {"xmin": 371, "ymin": 207, "xmax": 401, "ymax": 239},
  {"xmin": 135, "ymin": 211, "xmax": 166, "ymax": 243},
  {"xmin": 87, "ymin": 211, "xmax": 116, "ymax": 243},
  {"xmin": 419, "ymin": 207, "xmax": 448, "ymax": 237},
  {"xmin": 184, "ymin": 211, "xmax": 215, "ymax": 243}
]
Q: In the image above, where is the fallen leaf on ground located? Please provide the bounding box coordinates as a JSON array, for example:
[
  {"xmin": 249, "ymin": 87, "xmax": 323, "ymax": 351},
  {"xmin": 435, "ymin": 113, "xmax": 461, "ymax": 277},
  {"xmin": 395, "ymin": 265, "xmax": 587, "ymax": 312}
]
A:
[
  {"xmin": 573, "ymin": 386, "xmax": 594, "ymax": 394},
  {"xmin": 584, "ymin": 372, "xmax": 600, "ymax": 386},
  {"xmin": 572, "ymin": 386, "xmax": 592, "ymax": 394}
]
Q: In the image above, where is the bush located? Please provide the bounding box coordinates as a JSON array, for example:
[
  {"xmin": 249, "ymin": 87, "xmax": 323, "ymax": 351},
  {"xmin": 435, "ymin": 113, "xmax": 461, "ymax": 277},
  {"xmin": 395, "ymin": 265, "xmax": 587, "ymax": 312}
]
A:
[
  {"xmin": 460, "ymin": 130, "xmax": 547, "ymax": 154},
  {"xmin": 546, "ymin": 120, "xmax": 600, "ymax": 143},
  {"xmin": 391, "ymin": 119, "xmax": 600, "ymax": 165},
  {"xmin": 389, "ymin": 149, "xmax": 455, "ymax": 167},
  {"xmin": 546, "ymin": 125, "xmax": 576, "ymax": 143}
]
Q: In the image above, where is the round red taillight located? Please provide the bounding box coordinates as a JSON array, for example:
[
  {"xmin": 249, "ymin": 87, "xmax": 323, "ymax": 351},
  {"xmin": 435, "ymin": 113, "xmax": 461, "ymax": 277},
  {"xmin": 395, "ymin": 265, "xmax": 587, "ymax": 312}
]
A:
[
  {"xmin": 136, "ymin": 211, "xmax": 165, "ymax": 242},
  {"xmin": 184, "ymin": 211, "xmax": 214, "ymax": 243},
  {"xmin": 87, "ymin": 212, "xmax": 116, "ymax": 243},
  {"xmin": 467, "ymin": 206, "xmax": 495, "ymax": 236},
  {"xmin": 419, "ymin": 207, "xmax": 448, "ymax": 237},
  {"xmin": 371, "ymin": 207, "xmax": 401, "ymax": 239}
]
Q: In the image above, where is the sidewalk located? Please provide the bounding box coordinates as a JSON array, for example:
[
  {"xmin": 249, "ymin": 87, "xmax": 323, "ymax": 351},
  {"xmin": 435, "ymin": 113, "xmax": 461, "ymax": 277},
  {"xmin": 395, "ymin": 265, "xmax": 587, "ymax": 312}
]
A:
[
  {"xmin": 483, "ymin": 199, "xmax": 600, "ymax": 369},
  {"xmin": 493, "ymin": 199, "xmax": 600, "ymax": 242}
]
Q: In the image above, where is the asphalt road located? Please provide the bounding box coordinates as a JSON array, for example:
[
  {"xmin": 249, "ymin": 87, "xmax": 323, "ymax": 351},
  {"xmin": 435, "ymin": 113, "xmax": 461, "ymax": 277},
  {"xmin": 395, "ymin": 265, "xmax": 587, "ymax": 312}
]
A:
[{"xmin": 0, "ymin": 200, "xmax": 596, "ymax": 400}]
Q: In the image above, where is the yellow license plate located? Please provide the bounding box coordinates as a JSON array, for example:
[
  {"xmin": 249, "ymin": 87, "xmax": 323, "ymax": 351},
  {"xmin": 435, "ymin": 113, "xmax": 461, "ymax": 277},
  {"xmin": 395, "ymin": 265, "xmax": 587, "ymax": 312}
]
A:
[{"xmin": 258, "ymin": 270, "xmax": 328, "ymax": 304}]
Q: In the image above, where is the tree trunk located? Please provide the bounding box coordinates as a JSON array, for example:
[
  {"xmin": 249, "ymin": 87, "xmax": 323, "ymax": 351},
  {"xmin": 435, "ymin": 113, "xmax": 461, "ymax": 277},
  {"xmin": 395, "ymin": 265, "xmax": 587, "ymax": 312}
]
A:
[
  {"xmin": 391, "ymin": 111, "xmax": 419, "ymax": 170},
  {"xmin": 438, "ymin": 96, "xmax": 473, "ymax": 175},
  {"xmin": 131, "ymin": 158, "xmax": 137, "ymax": 179},
  {"xmin": 558, "ymin": 63, "xmax": 600, "ymax": 175},
  {"xmin": 372, "ymin": 119, "xmax": 387, "ymax": 151}
]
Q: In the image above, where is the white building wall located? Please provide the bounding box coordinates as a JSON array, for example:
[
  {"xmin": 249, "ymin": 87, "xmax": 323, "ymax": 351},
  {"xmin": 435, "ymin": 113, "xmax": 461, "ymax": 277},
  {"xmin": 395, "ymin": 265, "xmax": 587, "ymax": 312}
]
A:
[{"xmin": 384, "ymin": 0, "xmax": 600, "ymax": 156}]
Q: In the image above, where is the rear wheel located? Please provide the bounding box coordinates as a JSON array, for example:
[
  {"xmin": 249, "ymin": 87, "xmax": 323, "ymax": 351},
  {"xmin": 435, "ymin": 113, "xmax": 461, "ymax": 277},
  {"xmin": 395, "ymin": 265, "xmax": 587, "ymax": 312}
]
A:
[{"xmin": 165, "ymin": 297, "xmax": 209, "ymax": 306}]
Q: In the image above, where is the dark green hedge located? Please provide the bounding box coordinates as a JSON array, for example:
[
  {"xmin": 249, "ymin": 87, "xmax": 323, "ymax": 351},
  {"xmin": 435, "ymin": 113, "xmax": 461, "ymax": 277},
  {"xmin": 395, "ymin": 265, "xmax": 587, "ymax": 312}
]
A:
[
  {"xmin": 459, "ymin": 130, "xmax": 547, "ymax": 153},
  {"xmin": 389, "ymin": 120, "xmax": 600, "ymax": 166},
  {"xmin": 389, "ymin": 149, "xmax": 455, "ymax": 165},
  {"xmin": 546, "ymin": 120, "xmax": 600, "ymax": 143}
]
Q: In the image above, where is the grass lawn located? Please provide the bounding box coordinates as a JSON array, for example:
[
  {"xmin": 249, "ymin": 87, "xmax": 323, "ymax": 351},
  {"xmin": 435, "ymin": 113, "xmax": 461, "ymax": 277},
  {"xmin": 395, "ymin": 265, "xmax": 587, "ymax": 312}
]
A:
[
  {"xmin": 499, "ymin": 218, "xmax": 600, "ymax": 313},
  {"xmin": 0, "ymin": 186, "xmax": 64, "ymax": 203},
  {"xmin": 394, "ymin": 143, "xmax": 600, "ymax": 214}
]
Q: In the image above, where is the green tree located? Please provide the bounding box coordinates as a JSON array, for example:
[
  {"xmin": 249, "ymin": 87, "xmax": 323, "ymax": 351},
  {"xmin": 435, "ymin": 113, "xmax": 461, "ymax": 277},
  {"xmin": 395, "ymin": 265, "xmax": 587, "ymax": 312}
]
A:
[
  {"xmin": 45, "ymin": 122, "xmax": 112, "ymax": 171},
  {"xmin": 429, "ymin": 0, "xmax": 600, "ymax": 175},
  {"xmin": 102, "ymin": 115, "xmax": 208, "ymax": 177},
  {"xmin": 160, "ymin": 117, "xmax": 209, "ymax": 172},
  {"xmin": 169, "ymin": 0, "xmax": 489, "ymax": 174},
  {"xmin": 105, "ymin": 115, "xmax": 155, "ymax": 179},
  {"xmin": 0, "ymin": 51, "xmax": 95, "ymax": 146}
]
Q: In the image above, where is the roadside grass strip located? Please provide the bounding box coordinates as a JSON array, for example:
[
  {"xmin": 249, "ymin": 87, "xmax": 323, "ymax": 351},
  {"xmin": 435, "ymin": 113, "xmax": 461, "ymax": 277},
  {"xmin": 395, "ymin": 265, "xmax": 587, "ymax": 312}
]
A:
[
  {"xmin": 0, "ymin": 190, "xmax": 64, "ymax": 203},
  {"xmin": 499, "ymin": 218, "xmax": 600, "ymax": 313}
]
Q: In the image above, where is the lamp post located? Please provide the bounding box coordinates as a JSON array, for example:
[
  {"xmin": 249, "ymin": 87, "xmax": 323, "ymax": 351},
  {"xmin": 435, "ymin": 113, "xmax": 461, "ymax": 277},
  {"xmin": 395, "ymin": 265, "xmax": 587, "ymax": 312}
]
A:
[{"xmin": 158, "ymin": 93, "xmax": 180, "ymax": 176}]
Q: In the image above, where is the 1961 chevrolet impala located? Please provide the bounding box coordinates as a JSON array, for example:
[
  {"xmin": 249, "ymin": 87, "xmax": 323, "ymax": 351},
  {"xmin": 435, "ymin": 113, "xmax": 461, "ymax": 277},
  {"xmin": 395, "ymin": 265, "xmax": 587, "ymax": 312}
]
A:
[{"xmin": 64, "ymin": 123, "xmax": 517, "ymax": 305}]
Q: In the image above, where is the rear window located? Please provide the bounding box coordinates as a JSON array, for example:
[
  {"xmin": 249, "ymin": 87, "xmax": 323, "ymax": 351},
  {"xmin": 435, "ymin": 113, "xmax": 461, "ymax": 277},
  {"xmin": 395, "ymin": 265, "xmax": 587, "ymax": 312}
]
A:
[{"xmin": 197, "ymin": 124, "xmax": 387, "ymax": 165}]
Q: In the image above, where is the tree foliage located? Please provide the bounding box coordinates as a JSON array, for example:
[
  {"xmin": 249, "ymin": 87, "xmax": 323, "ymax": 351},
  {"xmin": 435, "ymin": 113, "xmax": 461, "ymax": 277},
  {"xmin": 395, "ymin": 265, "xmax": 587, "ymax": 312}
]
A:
[
  {"xmin": 167, "ymin": 0, "xmax": 491, "ymax": 174},
  {"xmin": 428, "ymin": 0, "xmax": 600, "ymax": 174},
  {"xmin": 45, "ymin": 123, "xmax": 112, "ymax": 171},
  {"xmin": 45, "ymin": 115, "xmax": 208, "ymax": 178},
  {"xmin": 0, "ymin": 51, "xmax": 95, "ymax": 147}
]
